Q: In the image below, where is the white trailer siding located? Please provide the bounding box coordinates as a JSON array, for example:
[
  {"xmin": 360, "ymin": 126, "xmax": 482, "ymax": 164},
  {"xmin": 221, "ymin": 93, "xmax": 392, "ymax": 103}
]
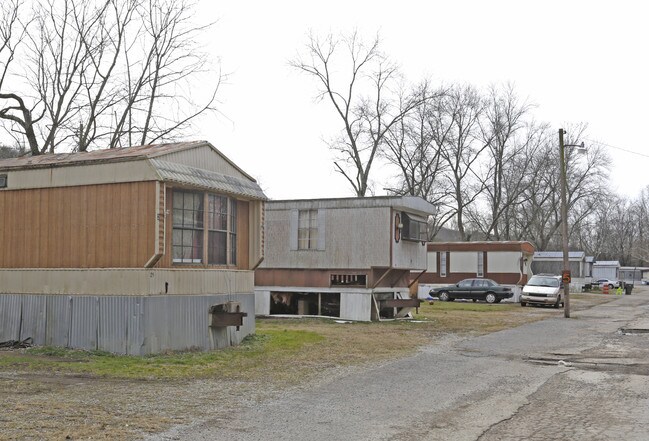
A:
[{"xmin": 450, "ymin": 252, "xmax": 478, "ymax": 273}]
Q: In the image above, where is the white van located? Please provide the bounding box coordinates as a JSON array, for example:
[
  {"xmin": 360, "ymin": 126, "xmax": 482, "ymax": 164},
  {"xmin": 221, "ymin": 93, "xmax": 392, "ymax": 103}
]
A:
[{"xmin": 521, "ymin": 274, "xmax": 564, "ymax": 308}]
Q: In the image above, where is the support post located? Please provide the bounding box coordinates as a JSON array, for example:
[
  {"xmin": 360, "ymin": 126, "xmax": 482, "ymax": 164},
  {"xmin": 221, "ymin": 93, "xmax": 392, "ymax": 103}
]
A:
[{"xmin": 559, "ymin": 128, "xmax": 571, "ymax": 318}]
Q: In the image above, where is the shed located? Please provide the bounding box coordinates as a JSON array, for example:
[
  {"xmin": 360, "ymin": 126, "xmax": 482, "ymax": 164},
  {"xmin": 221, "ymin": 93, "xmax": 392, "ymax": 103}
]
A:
[
  {"xmin": 254, "ymin": 196, "xmax": 435, "ymax": 321},
  {"xmin": 619, "ymin": 267, "xmax": 648, "ymax": 283},
  {"xmin": 531, "ymin": 251, "xmax": 587, "ymax": 278},
  {"xmin": 592, "ymin": 261, "xmax": 621, "ymax": 281},
  {"xmin": 0, "ymin": 141, "xmax": 266, "ymax": 354}
]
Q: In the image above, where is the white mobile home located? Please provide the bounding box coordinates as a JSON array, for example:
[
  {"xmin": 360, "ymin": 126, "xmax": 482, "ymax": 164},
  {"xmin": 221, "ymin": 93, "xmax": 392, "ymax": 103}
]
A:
[
  {"xmin": 254, "ymin": 196, "xmax": 435, "ymax": 321},
  {"xmin": 592, "ymin": 261, "xmax": 621, "ymax": 281}
]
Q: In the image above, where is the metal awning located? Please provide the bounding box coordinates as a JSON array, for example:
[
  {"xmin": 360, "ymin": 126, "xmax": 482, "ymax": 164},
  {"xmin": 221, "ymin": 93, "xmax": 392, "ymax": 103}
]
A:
[{"xmin": 150, "ymin": 159, "xmax": 267, "ymax": 200}]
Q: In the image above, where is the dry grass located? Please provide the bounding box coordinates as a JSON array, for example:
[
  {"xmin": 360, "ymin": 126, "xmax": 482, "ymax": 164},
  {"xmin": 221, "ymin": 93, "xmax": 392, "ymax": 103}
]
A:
[{"xmin": 0, "ymin": 294, "xmax": 617, "ymax": 441}]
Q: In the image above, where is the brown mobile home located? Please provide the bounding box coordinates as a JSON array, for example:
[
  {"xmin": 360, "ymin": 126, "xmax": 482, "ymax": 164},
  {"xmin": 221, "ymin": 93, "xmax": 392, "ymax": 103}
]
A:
[
  {"xmin": 0, "ymin": 141, "xmax": 266, "ymax": 354},
  {"xmin": 416, "ymin": 241, "xmax": 535, "ymax": 300}
]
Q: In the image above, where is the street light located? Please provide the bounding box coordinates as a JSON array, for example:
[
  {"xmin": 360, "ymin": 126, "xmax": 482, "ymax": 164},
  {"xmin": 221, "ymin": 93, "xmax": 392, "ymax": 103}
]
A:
[{"xmin": 559, "ymin": 128, "xmax": 585, "ymax": 318}]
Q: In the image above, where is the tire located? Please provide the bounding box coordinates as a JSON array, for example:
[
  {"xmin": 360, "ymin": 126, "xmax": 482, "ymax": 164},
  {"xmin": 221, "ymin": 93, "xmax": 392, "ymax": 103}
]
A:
[
  {"xmin": 485, "ymin": 292, "xmax": 497, "ymax": 304},
  {"xmin": 553, "ymin": 296, "xmax": 562, "ymax": 308},
  {"xmin": 609, "ymin": 284, "xmax": 614, "ymax": 289},
  {"xmin": 438, "ymin": 291, "xmax": 450, "ymax": 302},
  {"xmin": 521, "ymin": 302, "xmax": 527, "ymax": 307},
  {"xmin": 472, "ymin": 299, "xmax": 478, "ymax": 302}
]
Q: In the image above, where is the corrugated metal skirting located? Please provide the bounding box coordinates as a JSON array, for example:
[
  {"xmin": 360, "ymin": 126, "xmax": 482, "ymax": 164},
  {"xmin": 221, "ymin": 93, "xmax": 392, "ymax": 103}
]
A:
[{"xmin": 0, "ymin": 294, "xmax": 254, "ymax": 355}]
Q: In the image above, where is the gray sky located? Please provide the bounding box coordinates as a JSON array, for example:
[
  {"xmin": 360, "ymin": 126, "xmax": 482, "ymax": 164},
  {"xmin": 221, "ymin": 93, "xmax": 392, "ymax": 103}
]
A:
[{"xmin": 198, "ymin": 0, "xmax": 649, "ymax": 200}]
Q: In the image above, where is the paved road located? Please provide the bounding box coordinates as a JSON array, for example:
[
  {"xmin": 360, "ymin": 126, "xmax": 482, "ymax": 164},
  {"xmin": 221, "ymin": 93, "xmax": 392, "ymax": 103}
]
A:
[{"xmin": 148, "ymin": 289, "xmax": 649, "ymax": 441}]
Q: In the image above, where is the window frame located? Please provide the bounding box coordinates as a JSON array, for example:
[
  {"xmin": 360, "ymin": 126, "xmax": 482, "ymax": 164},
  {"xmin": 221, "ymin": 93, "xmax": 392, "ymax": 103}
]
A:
[
  {"xmin": 477, "ymin": 251, "xmax": 484, "ymax": 277},
  {"xmin": 298, "ymin": 209, "xmax": 318, "ymax": 250},
  {"xmin": 171, "ymin": 190, "xmax": 205, "ymax": 264},
  {"xmin": 172, "ymin": 189, "xmax": 238, "ymax": 267},
  {"xmin": 440, "ymin": 252, "xmax": 447, "ymax": 277}
]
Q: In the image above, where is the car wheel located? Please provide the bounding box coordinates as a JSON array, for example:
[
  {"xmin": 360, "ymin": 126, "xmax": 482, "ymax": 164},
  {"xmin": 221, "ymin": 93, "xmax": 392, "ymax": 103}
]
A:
[
  {"xmin": 521, "ymin": 302, "xmax": 527, "ymax": 307},
  {"xmin": 609, "ymin": 284, "xmax": 614, "ymax": 289},
  {"xmin": 485, "ymin": 293, "xmax": 497, "ymax": 304},
  {"xmin": 472, "ymin": 299, "xmax": 477, "ymax": 302},
  {"xmin": 438, "ymin": 291, "xmax": 450, "ymax": 302},
  {"xmin": 554, "ymin": 297, "xmax": 562, "ymax": 308}
]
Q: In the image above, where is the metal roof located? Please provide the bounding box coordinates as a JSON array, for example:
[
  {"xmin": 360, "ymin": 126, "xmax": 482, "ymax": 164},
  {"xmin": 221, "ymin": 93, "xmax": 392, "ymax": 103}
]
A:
[
  {"xmin": 0, "ymin": 141, "xmax": 205, "ymax": 170},
  {"xmin": 151, "ymin": 159, "xmax": 267, "ymax": 200},
  {"xmin": 0, "ymin": 141, "xmax": 258, "ymax": 181},
  {"xmin": 533, "ymin": 251, "xmax": 585, "ymax": 259},
  {"xmin": 265, "ymin": 196, "xmax": 436, "ymax": 216},
  {"xmin": 593, "ymin": 261, "xmax": 620, "ymax": 266}
]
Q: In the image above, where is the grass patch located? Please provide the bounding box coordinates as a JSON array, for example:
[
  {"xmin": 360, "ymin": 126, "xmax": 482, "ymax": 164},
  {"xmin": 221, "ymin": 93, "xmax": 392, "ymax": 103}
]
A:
[{"xmin": 0, "ymin": 328, "xmax": 324, "ymax": 382}]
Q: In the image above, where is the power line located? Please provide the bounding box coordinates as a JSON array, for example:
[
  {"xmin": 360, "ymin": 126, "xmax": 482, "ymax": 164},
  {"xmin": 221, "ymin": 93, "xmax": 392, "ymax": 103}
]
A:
[{"xmin": 585, "ymin": 139, "xmax": 649, "ymax": 159}]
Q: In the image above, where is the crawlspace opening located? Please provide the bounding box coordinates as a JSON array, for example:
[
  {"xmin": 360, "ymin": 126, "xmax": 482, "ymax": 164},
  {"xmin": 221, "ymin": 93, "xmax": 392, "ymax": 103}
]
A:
[{"xmin": 270, "ymin": 292, "xmax": 341, "ymax": 317}]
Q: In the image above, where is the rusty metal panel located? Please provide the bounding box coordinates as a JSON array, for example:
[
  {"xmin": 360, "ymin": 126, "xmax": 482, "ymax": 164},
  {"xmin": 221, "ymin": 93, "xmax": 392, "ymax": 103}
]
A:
[
  {"xmin": 0, "ymin": 294, "xmax": 21, "ymax": 342},
  {"xmin": 69, "ymin": 297, "xmax": 99, "ymax": 350},
  {"xmin": 19, "ymin": 295, "xmax": 47, "ymax": 345},
  {"xmin": 45, "ymin": 296, "xmax": 71, "ymax": 347}
]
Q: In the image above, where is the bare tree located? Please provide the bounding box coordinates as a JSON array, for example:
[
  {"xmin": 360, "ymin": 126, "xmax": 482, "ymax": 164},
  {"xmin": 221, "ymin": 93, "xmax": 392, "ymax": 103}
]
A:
[
  {"xmin": 0, "ymin": 0, "xmax": 220, "ymax": 155},
  {"xmin": 466, "ymin": 84, "xmax": 536, "ymax": 240},
  {"xmin": 382, "ymin": 82, "xmax": 455, "ymax": 238},
  {"xmin": 431, "ymin": 84, "xmax": 490, "ymax": 241},
  {"xmin": 630, "ymin": 187, "xmax": 649, "ymax": 264},
  {"xmin": 291, "ymin": 31, "xmax": 424, "ymax": 196},
  {"xmin": 515, "ymin": 126, "xmax": 611, "ymax": 251}
]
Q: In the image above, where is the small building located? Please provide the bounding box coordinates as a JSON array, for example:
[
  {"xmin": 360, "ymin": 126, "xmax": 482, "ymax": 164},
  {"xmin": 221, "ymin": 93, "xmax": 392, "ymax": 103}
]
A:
[
  {"xmin": 416, "ymin": 241, "xmax": 535, "ymax": 300},
  {"xmin": 592, "ymin": 261, "xmax": 621, "ymax": 281},
  {"xmin": 531, "ymin": 251, "xmax": 589, "ymax": 291},
  {"xmin": 618, "ymin": 266, "xmax": 647, "ymax": 284},
  {"xmin": 0, "ymin": 141, "xmax": 266, "ymax": 355},
  {"xmin": 531, "ymin": 251, "xmax": 587, "ymax": 277},
  {"xmin": 254, "ymin": 196, "xmax": 435, "ymax": 321}
]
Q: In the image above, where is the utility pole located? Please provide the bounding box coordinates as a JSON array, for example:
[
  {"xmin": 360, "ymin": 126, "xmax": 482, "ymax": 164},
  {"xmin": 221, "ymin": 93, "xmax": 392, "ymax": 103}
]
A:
[{"xmin": 559, "ymin": 128, "xmax": 571, "ymax": 318}]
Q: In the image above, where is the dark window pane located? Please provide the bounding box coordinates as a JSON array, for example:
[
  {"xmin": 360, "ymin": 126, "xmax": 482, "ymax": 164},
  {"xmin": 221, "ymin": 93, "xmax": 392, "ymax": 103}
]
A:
[
  {"xmin": 208, "ymin": 231, "xmax": 227, "ymax": 265},
  {"xmin": 230, "ymin": 232, "xmax": 237, "ymax": 265}
]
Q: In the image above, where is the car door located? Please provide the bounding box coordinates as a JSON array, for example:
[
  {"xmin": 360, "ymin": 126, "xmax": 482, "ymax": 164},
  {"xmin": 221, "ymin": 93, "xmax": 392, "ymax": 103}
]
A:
[
  {"xmin": 455, "ymin": 279, "xmax": 474, "ymax": 300},
  {"xmin": 471, "ymin": 279, "xmax": 487, "ymax": 300}
]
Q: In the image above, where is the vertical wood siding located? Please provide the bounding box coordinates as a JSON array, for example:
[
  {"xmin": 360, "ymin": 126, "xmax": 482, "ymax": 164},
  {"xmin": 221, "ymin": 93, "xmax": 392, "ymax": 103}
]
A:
[
  {"xmin": 238, "ymin": 200, "xmax": 250, "ymax": 270},
  {"xmin": 0, "ymin": 181, "xmax": 156, "ymax": 268}
]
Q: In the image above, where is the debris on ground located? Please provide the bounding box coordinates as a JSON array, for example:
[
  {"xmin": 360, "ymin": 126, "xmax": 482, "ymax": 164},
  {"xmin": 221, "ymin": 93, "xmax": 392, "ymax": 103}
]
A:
[{"xmin": 0, "ymin": 337, "xmax": 33, "ymax": 349}]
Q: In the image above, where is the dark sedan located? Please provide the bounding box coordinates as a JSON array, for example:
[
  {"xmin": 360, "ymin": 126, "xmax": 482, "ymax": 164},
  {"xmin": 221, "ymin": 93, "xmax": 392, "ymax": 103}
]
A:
[{"xmin": 429, "ymin": 278, "xmax": 513, "ymax": 304}]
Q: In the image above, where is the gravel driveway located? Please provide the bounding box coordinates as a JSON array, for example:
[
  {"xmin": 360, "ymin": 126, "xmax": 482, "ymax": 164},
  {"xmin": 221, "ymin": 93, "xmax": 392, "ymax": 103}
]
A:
[{"xmin": 145, "ymin": 290, "xmax": 649, "ymax": 441}]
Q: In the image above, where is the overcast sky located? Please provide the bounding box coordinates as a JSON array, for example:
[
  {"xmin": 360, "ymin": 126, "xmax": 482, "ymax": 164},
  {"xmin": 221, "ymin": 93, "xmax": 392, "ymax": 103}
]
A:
[{"xmin": 197, "ymin": 0, "xmax": 649, "ymax": 201}]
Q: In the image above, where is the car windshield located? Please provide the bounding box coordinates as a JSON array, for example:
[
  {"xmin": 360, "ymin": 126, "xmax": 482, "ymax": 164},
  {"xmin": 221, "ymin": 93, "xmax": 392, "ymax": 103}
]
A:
[{"xmin": 527, "ymin": 276, "xmax": 560, "ymax": 287}]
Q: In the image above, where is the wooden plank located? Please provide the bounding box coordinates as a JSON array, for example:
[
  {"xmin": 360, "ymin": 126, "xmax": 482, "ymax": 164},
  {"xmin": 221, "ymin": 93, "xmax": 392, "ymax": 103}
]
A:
[
  {"xmin": 86, "ymin": 184, "xmax": 97, "ymax": 267},
  {"xmin": 382, "ymin": 298, "xmax": 421, "ymax": 308},
  {"xmin": 0, "ymin": 193, "xmax": 5, "ymax": 267},
  {"xmin": 238, "ymin": 200, "xmax": 249, "ymax": 270},
  {"xmin": 77, "ymin": 185, "xmax": 88, "ymax": 268}
]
